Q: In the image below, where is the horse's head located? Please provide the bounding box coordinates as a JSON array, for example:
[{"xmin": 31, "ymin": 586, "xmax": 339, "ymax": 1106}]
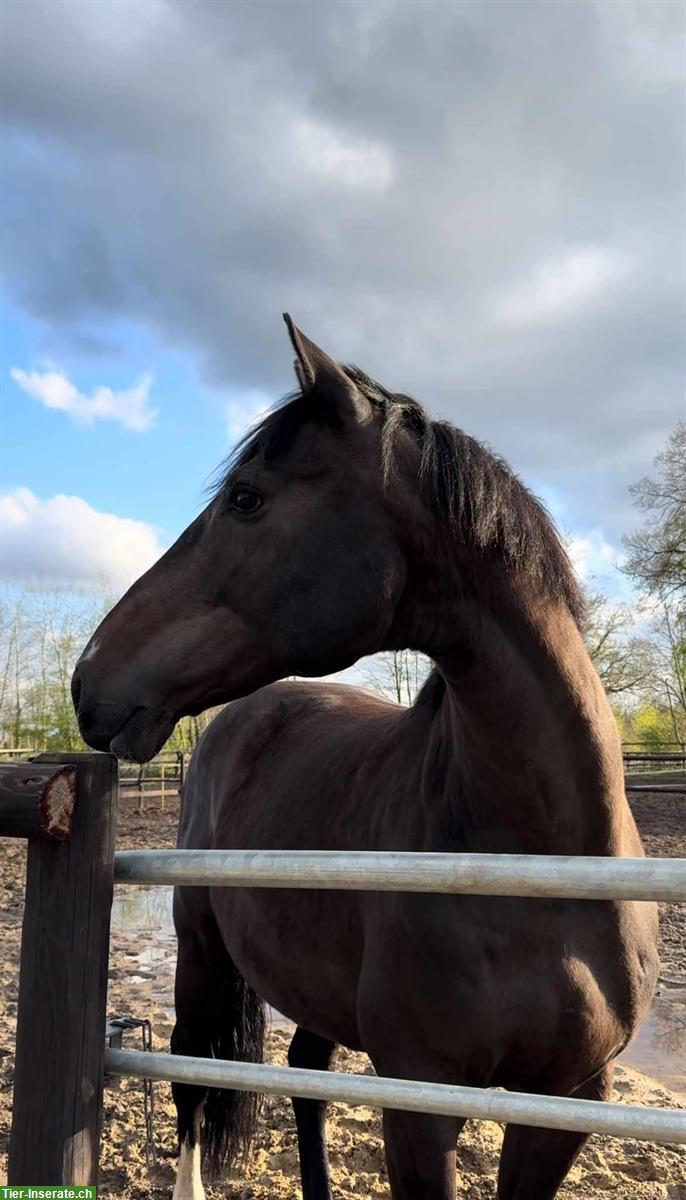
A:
[{"xmin": 73, "ymin": 317, "xmax": 411, "ymax": 761}]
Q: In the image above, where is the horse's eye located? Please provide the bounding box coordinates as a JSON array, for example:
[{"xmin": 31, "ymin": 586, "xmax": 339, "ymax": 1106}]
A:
[{"xmin": 228, "ymin": 485, "xmax": 263, "ymax": 515}]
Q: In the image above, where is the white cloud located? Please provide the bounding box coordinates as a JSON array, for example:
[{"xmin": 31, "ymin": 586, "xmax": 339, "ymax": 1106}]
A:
[
  {"xmin": 490, "ymin": 247, "xmax": 632, "ymax": 329},
  {"xmin": 601, "ymin": 1, "xmax": 686, "ymax": 85},
  {"xmin": 0, "ymin": 487, "xmax": 164, "ymax": 594},
  {"xmin": 10, "ymin": 367, "xmax": 157, "ymax": 432},
  {"xmin": 567, "ymin": 530, "xmax": 625, "ymax": 586},
  {"xmin": 290, "ymin": 116, "xmax": 394, "ymax": 192},
  {"xmin": 0, "ymin": 0, "xmax": 682, "ymax": 545}
]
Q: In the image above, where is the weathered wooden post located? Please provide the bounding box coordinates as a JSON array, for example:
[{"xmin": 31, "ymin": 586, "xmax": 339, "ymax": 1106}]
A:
[
  {"xmin": 0, "ymin": 762, "xmax": 77, "ymax": 840},
  {"xmin": 6, "ymin": 751, "xmax": 117, "ymax": 1185}
]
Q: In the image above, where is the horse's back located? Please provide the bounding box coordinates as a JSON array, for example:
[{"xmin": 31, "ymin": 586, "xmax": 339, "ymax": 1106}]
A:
[{"xmin": 178, "ymin": 679, "xmax": 401, "ymax": 850}]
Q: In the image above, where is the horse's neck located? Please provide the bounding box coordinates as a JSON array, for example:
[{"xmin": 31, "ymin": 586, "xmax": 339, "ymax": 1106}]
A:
[{"xmin": 421, "ymin": 595, "xmax": 632, "ymax": 854}]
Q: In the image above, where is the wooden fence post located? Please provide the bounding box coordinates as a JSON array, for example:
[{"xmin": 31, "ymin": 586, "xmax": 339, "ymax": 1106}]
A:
[
  {"xmin": 8, "ymin": 752, "xmax": 118, "ymax": 1186},
  {"xmin": 0, "ymin": 763, "xmax": 77, "ymax": 841}
]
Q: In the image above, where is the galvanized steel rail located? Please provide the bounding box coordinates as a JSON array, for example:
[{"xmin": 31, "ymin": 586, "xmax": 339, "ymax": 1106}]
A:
[
  {"xmin": 105, "ymin": 1049, "xmax": 686, "ymax": 1144},
  {"xmin": 110, "ymin": 846, "xmax": 686, "ymax": 1149},
  {"xmin": 114, "ymin": 848, "xmax": 686, "ymax": 902}
]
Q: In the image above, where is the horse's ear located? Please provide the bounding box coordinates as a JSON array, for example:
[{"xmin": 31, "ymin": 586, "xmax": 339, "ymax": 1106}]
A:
[{"xmin": 282, "ymin": 314, "xmax": 371, "ymax": 422}]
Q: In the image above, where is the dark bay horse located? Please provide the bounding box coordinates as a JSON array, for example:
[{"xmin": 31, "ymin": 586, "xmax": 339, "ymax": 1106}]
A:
[{"xmin": 73, "ymin": 316, "xmax": 659, "ymax": 1200}]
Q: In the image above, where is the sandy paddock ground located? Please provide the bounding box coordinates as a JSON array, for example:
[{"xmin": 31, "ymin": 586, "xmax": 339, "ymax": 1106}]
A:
[{"xmin": 0, "ymin": 790, "xmax": 684, "ymax": 1199}]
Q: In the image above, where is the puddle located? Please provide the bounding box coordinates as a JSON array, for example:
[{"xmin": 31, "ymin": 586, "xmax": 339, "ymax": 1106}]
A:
[
  {"xmin": 110, "ymin": 886, "xmax": 292, "ymax": 1029},
  {"xmin": 110, "ymin": 886, "xmax": 176, "ymax": 1016},
  {"xmin": 111, "ymin": 885, "xmax": 174, "ymax": 939},
  {"xmin": 620, "ymin": 982, "xmax": 686, "ymax": 1093},
  {"xmin": 110, "ymin": 887, "xmax": 685, "ymax": 1090}
]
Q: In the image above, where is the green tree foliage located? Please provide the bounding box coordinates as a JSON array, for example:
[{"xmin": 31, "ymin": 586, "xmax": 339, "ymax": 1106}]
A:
[
  {"xmin": 165, "ymin": 708, "xmax": 224, "ymax": 753},
  {"xmin": 622, "ymin": 704, "xmax": 683, "ymax": 751}
]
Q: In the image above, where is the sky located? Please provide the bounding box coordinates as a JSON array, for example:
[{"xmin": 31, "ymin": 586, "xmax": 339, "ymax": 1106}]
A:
[{"xmin": 1, "ymin": 0, "xmax": 684, "ymax": 609}]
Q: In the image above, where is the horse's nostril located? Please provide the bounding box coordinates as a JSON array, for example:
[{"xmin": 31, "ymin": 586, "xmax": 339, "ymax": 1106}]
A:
[{"xmin": 71, "ymin": 666, "xmax": 82, "ymax": 713}]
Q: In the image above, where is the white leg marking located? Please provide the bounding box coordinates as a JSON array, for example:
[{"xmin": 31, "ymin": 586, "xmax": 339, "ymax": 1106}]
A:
[{"xmin": 172, "ymin": 1136, "xmax": 205, "ymax": 1200}]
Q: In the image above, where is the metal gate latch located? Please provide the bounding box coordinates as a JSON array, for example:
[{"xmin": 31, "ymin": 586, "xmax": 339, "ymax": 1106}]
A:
[{"xmin": 106, "ymin": 1016, "xmax": 157, "ymax": 1168}]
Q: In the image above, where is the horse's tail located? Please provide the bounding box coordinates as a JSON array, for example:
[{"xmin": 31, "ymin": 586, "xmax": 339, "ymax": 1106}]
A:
[{"xmin": 201, "ymin": 950, "xmax": 266, "ymax": 1177}]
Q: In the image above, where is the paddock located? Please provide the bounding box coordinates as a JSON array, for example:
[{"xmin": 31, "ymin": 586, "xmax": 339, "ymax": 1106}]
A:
[{"xmin": 0, "ymin": 753, "xmax": 684, "ymax": 1191}]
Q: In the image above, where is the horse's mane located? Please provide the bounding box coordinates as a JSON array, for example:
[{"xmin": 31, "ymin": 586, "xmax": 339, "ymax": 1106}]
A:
[{"xmin": 212, "ymin": 367, "xmax": 584, "ymax": 628}]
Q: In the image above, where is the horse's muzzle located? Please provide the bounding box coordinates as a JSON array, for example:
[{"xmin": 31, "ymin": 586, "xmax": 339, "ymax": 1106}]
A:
[{"xmin": 71, "ymin": 663, "xmax": 175, "ymax": 763}]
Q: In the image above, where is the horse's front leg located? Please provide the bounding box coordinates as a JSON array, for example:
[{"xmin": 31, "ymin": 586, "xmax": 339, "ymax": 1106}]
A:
[
  {"xmin": 288, "ymin": 1026, "xmax": 337, "ymax": 1200},
  {"xmin": 496, "ymin": 1065, "xmax": 615, "ymax": 1199},
  {"xmin": 382, "ymin": 1109, "xmax": 463, "ymax": 1200}
]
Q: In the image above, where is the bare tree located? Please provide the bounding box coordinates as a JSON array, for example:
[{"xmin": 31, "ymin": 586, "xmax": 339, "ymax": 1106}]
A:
[
  {"xmin": 640, "ymin": 599, "xmax": 686, "ymax": 743},
  {"xmin": 623, "ymin": 422, "xmax": 686, "ymax": 601},
  {"xmin": 583, "ymin": 590, "xmax": 653, "ymax": 697},
  {"xmin": 615, "ymin": 422, "xmax": 686, "ymax": 745},
  {"xmin": 0, "ymin": 587, "xmax": 233, "ymax": 755},
  {"xmin": 360, "ymin": 649, "xmax": 432, "ymax": 706},
  {"xmin": 0, "ymin": 589, "xmax": 108, "ymax": 750}
]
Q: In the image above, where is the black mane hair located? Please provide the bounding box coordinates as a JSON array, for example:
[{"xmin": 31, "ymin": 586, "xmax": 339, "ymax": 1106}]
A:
[{"xmin": 212, "ymin": 368, "xmax": 584, "ymax": 626}]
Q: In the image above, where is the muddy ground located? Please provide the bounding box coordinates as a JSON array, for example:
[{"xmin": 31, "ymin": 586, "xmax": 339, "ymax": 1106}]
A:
[{"xmin": 0, "ymin": 788, "xmax": 684, "ymax": 1198}]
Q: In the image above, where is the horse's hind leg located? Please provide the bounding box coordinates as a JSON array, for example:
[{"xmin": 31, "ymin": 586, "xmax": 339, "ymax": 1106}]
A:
[
  {"xmin": 288, "ymin": 1026, "xmax": 336, "ymax": 1200},
  {"xmin": 496, "ymin": 1066, "xmax": 614, "ymax": 1200},
  {"xmin": 383, "ymin": 1110, "xmax": 464, "ymax": 1199}
]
